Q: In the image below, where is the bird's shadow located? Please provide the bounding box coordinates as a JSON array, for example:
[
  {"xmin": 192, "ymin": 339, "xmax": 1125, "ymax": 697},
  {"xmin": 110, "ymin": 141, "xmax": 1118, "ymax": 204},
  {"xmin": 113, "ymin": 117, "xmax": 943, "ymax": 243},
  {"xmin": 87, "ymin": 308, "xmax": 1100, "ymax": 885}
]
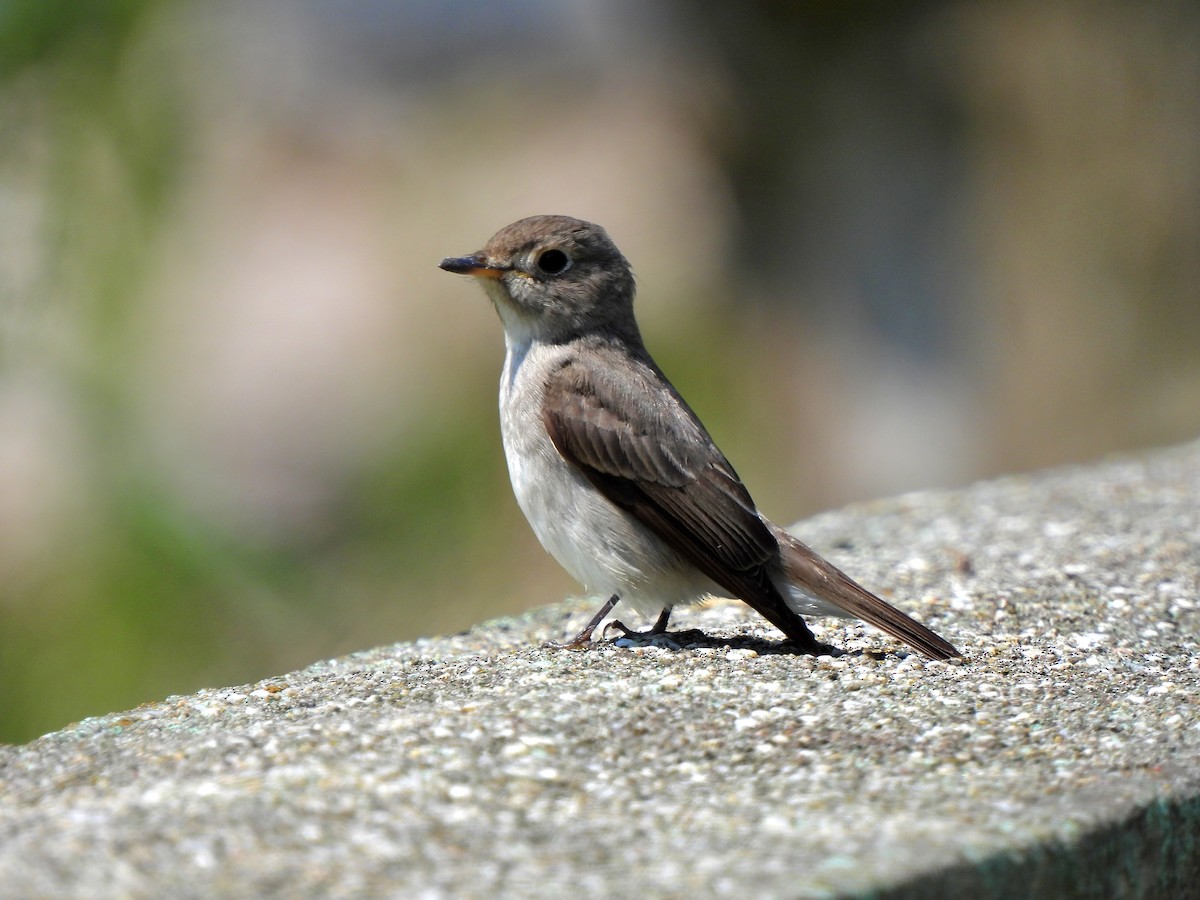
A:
[{"xmin": 599, "ymin": 625, "xmax": 894, "ymax": 660}]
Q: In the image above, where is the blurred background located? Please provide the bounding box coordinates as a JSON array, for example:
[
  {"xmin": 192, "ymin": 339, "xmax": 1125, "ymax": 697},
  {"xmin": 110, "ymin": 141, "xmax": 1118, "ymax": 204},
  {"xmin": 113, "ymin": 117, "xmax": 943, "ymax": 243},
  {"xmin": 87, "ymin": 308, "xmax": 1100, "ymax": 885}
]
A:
[{"xmin": 1, "ymin": 0, "xmax": 1198, "ymax": 743}]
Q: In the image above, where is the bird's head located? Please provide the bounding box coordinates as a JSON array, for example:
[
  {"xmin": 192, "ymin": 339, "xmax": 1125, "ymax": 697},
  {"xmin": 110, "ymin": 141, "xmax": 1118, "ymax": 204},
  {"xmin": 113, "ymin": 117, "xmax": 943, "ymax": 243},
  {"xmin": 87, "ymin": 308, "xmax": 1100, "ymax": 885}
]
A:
[{"xmin": 440, "ymin": 215, "xmax": 638, "ymax": 345}]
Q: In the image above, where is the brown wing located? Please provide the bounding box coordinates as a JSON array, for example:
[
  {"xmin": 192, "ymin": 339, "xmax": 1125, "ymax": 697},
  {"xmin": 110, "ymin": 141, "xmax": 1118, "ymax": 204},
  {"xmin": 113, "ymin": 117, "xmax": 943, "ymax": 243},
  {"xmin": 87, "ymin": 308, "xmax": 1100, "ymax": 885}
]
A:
[{"xmin": 540, "ymin": 347, "xmax": 822, "ymax": 647}]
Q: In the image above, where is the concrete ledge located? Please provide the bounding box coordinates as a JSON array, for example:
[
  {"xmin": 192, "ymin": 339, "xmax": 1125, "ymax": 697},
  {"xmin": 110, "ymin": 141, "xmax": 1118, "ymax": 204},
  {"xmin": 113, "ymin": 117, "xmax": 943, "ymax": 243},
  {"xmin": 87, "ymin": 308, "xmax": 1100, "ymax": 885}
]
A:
[{"xmin": 2, "ymin": 442, "xmax": 1198, "ymax": 897}]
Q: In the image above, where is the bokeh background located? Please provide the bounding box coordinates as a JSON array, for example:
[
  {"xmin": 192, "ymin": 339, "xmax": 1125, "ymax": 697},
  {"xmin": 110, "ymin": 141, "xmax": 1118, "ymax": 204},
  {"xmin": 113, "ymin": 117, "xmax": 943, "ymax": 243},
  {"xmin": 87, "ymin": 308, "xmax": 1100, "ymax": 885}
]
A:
[{"xmin": 2, "ymin": 0, "xmax": 1197, "ymax": 743}]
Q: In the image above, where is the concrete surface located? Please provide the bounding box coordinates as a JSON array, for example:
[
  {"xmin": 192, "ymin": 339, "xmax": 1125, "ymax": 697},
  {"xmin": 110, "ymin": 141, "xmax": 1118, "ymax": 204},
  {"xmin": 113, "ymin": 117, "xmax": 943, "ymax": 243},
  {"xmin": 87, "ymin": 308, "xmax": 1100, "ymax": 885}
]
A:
[{"xmin": 1, "ymin": 441, "xmax": 1198, "ymax": 898}]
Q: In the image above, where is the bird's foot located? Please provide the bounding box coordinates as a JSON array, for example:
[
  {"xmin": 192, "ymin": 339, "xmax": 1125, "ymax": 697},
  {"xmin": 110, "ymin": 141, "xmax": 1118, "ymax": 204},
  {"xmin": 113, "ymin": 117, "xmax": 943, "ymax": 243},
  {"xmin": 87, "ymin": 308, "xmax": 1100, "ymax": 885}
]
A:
[
  {"xmin": 604, "ymin": 606, "xmax": 683, "ymax": 646},
  {"xmin": 607, "ymin": 605, "xmax": 672, "ymax": 638}
]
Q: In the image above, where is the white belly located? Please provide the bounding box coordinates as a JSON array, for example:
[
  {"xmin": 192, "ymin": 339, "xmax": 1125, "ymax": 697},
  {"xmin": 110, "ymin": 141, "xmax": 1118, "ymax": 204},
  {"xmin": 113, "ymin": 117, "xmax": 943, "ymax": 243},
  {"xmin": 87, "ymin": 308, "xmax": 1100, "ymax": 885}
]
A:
[{"xmin": 498, "ymin": 338, "xmax": 719, "ymax": 615}]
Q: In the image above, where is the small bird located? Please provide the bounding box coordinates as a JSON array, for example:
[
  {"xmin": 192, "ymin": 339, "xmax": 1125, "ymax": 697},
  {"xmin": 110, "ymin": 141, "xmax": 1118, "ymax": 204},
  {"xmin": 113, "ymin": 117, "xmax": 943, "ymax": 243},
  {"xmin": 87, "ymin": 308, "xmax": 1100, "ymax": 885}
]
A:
[{"xmin": 440, "ymin": 216, "xmax": 960, "ymax": 660}]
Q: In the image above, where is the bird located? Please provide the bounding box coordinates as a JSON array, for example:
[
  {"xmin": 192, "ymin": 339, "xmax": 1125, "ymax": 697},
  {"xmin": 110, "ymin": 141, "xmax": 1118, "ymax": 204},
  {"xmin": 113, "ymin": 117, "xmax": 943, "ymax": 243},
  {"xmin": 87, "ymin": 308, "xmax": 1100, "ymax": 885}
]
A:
[{"xmin": 439, "ymin": 215, "xmax": 960, "ymax": 660}]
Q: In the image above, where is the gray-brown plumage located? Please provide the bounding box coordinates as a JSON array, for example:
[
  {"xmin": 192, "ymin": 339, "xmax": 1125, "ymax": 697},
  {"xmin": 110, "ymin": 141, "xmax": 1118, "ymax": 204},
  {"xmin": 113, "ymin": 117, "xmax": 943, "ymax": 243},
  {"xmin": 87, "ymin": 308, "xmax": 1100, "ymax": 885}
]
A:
[{"xmin": 440, "ymin": 215, "xmax": 960, "ymax": 660}]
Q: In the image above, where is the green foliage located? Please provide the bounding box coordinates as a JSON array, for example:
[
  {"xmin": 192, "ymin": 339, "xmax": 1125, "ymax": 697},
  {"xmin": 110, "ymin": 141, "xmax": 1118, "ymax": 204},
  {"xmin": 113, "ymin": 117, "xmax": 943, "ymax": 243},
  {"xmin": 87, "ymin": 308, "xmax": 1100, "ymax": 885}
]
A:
[
  {"xmin": 0, "ymin": 0, "xmax": 155, "ymax": 78},
  {"xmin": 0, "ymin": 0, "xmax": 526, "ymax": 743}
]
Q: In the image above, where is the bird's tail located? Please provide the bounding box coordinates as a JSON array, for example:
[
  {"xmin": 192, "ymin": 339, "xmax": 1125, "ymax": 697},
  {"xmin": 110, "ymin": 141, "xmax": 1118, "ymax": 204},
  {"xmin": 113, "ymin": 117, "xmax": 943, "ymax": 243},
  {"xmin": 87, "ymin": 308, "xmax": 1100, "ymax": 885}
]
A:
[{"xmin": 771, "ymin": 524, "xmax": 961, "ymax": 660}]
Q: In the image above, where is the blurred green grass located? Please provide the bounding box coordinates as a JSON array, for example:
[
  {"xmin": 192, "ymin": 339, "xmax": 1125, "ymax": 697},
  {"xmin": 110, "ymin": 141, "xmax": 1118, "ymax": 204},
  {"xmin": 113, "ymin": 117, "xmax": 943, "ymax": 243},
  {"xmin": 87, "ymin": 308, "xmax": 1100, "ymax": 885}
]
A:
[
  {"xmin": 0, "ymin": 0, "xmax": 517, "ymax": 741},
  {"xmin": 2, "ymin": 0, "xmax": 188, "ymax": 741}
]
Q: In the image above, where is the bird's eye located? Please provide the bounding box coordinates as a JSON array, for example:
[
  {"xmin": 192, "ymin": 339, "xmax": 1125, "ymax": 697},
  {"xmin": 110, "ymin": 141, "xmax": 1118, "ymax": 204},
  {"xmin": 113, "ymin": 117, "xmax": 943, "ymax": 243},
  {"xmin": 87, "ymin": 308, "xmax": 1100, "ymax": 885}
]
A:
[{"xmin": 535, "ymin": 249, "xmax": 571, "ymax": 275}]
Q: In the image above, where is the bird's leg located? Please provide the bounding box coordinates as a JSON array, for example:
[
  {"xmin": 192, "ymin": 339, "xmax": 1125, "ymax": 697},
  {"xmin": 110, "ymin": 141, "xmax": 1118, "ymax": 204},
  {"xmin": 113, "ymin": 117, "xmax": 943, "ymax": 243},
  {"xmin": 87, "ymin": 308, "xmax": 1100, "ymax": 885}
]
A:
[
  {"xmin": 548, "ymin": 594, "xmax": 621, "ymax": 649},
  {"xmin": 610, "ymin": 605, "xmax": 672, "ymax": 638}
]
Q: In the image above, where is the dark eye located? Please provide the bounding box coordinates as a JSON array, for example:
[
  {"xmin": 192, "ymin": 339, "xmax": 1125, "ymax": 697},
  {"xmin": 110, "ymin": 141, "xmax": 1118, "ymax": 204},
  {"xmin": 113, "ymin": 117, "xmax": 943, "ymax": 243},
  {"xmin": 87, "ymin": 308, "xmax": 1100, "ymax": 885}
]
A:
[{"xmin": 535, "ymin": 249, "xmax": 571, "ymax": 275}]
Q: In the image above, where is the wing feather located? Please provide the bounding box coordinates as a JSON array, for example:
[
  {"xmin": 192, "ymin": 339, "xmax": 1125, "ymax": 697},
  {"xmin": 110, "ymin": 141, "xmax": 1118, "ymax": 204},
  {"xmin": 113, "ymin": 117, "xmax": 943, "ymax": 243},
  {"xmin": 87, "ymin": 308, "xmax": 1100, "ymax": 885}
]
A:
[{"xmin": 541, "ymin": 349, "xmax": 782, "ymax": 604}]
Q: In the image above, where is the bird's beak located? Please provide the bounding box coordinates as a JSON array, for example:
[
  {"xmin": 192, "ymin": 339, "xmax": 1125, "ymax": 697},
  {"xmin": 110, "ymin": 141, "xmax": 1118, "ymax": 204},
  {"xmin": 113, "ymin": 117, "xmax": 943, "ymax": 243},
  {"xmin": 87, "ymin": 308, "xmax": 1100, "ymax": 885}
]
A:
[{"xmin": 439, "ymin": 254, "xmax": 509, "ymax": 280}]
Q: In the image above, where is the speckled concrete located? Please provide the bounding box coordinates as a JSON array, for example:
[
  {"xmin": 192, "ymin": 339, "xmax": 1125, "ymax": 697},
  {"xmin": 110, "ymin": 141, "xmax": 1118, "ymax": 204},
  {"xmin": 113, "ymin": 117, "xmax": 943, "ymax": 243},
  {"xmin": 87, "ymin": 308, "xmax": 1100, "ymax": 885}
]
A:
[{"xmin": 2, "ymin": 442, "xmax": 1198, "ymax": 898}]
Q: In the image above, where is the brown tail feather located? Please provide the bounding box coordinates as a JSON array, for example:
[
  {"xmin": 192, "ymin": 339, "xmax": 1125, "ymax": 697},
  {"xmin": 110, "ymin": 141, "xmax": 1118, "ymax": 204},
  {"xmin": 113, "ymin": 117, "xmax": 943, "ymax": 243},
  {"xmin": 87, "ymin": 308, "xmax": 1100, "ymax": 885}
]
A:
[{"xmin": 774, "ymin": 526, "xmax": 961, "ymax": 660}]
